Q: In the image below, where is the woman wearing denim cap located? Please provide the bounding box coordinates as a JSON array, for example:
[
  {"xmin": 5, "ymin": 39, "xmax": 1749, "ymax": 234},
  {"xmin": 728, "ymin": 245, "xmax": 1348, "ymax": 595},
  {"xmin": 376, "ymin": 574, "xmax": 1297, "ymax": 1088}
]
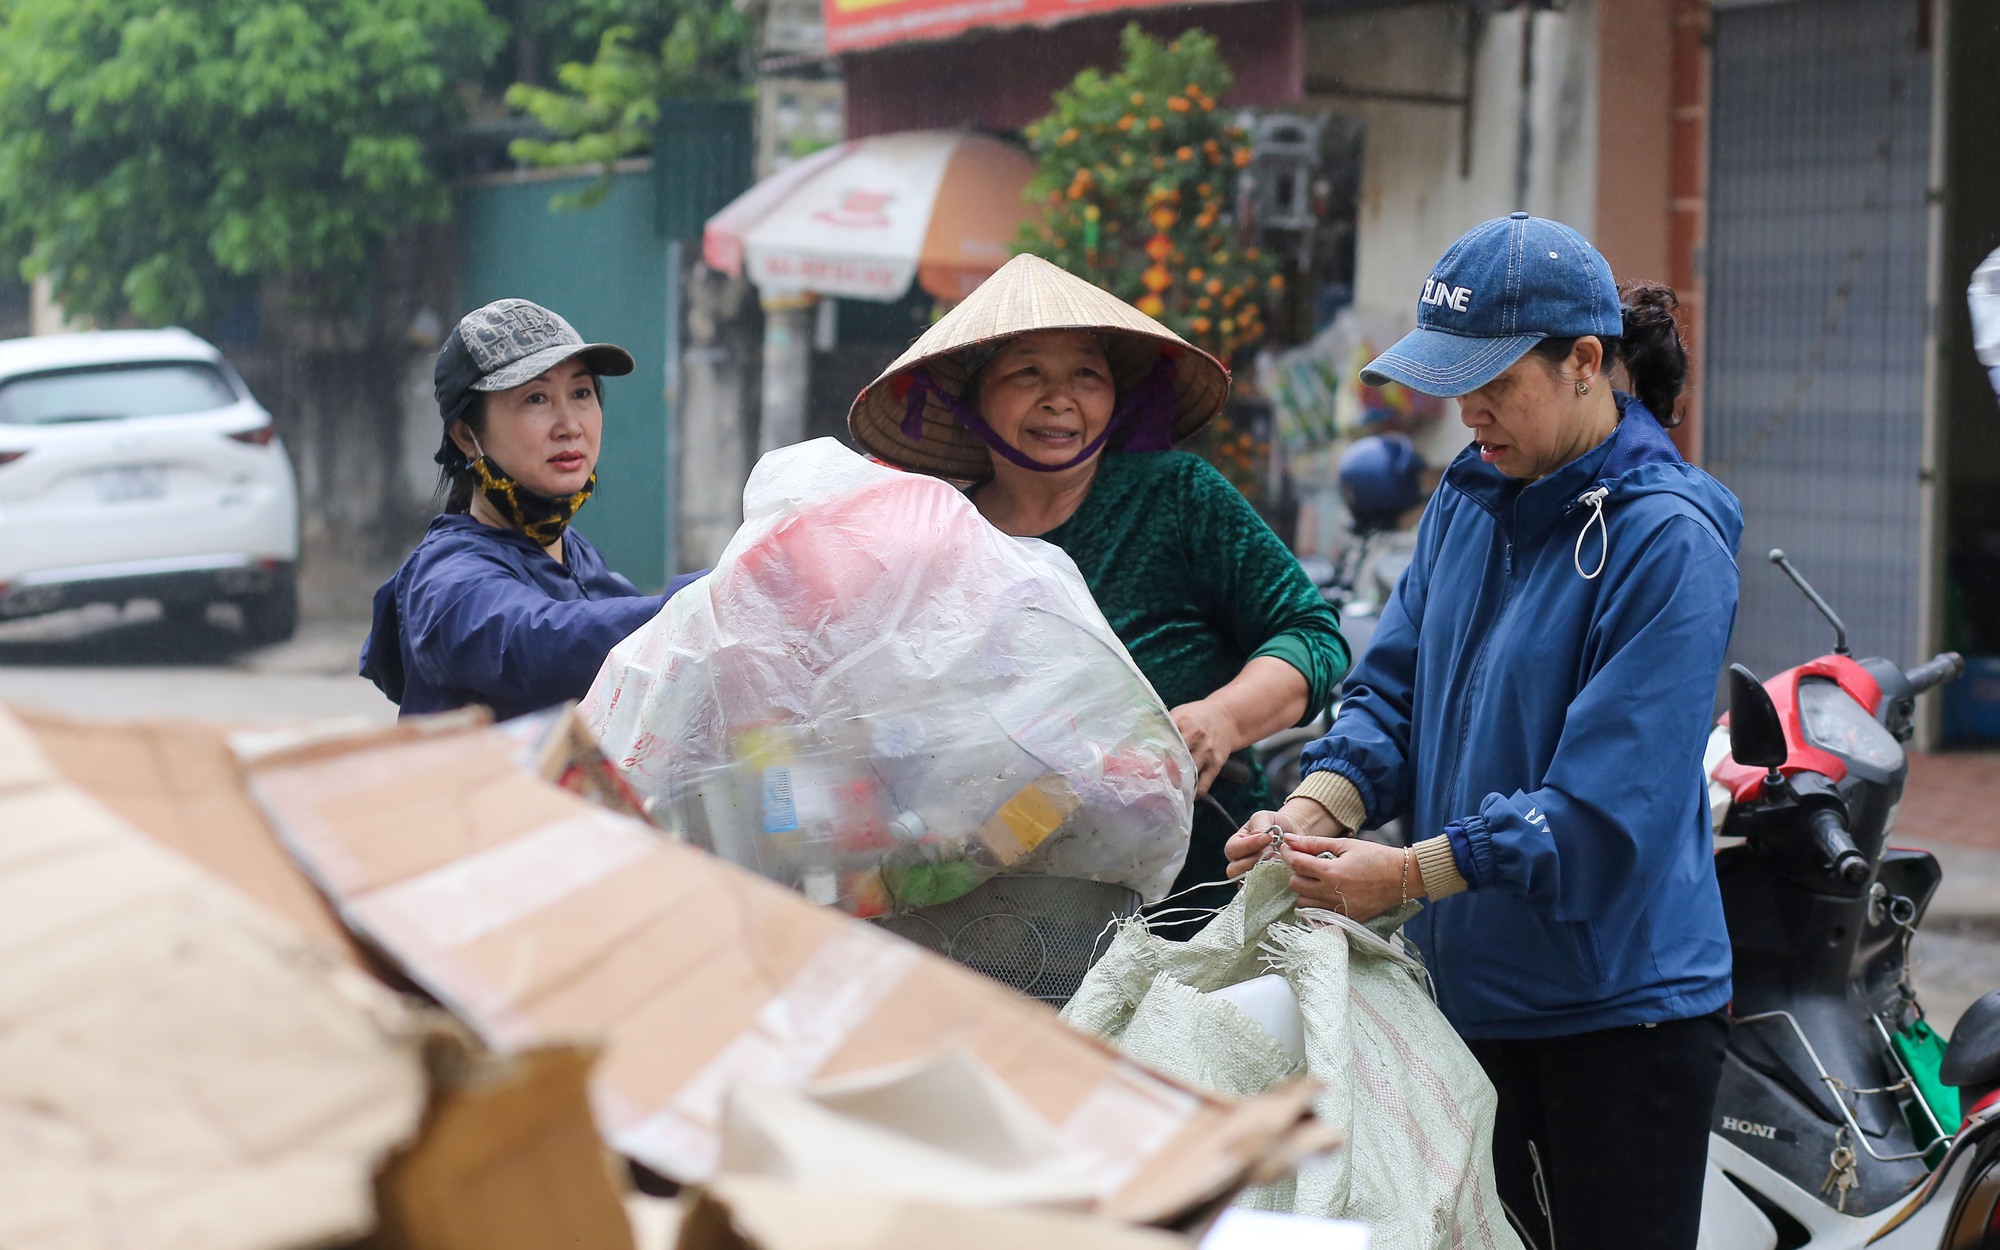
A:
[
  {"xmin": 849, "ymin": 254, "xmax": 1350, "ymax": 920},
  {"xmin": 1222, "ymin": 214, "xmax": 1741, "ymax": 1249},
  {"xmin": 360, "ymin": 298, "xmax": 701, "ymax": 721}
]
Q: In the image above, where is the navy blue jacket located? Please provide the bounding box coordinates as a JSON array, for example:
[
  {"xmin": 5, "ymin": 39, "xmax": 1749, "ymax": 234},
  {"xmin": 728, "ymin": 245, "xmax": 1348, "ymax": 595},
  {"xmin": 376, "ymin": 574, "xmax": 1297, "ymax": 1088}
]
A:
[
  {"xmin": 1301, "ymin": 397, "xmax": 1742, "ymax": 1038},
  {"xmin": 360, "ymin": 514, "xmax": 701, "ymax": 722}
]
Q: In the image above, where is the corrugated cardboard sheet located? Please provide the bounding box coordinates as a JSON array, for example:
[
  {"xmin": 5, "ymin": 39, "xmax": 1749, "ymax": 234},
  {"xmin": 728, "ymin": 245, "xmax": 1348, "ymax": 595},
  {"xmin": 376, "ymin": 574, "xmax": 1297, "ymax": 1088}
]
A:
[
  {"xmin": 21, "ymin": 709, "xmax": 359, "ymax": 958},
  {"xmin": 0, "ymin": 708, "xmax": 427, "ymax": 1250},
  {"xmin": 245, "ymin": 718, "xmax": 1320, "ymax": 1227},
  {"xmin": 367, "ymin": 1033, "xmax": 636, "ymax": 1250}
]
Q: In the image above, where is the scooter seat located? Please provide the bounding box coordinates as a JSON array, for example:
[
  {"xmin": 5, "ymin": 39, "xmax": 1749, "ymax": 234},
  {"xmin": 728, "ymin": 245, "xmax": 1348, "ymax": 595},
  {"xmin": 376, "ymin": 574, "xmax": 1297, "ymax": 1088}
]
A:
[{"xmin": 1941, "ymin": 988, "xmax": 2000, "ymax": 1089}]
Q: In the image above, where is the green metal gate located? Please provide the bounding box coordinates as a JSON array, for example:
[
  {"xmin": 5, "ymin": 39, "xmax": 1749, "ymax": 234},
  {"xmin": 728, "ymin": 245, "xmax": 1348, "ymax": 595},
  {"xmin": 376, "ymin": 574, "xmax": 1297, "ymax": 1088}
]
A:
[{"xmin": 457, "ymin": 168, "xmax": 673, "ymax": 588}]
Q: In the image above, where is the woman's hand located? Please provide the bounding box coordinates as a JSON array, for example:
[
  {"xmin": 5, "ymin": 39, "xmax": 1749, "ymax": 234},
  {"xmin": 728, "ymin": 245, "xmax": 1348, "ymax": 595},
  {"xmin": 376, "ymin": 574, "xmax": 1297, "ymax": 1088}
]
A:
[
  {"xmin": 1274, "ymin": 834, "xmax": 1420, "ymax": 922},
  {"xmin": 1224, "ymin": 798, "xmax": 1347, "ymax": 878},
  {"xmin": 1170, "ymin": 698, "xmax": 1242, "ymax": 795},
  {"xmin": 1170, "ymin": 658, "xmax": 1312, "ymax": 795}
]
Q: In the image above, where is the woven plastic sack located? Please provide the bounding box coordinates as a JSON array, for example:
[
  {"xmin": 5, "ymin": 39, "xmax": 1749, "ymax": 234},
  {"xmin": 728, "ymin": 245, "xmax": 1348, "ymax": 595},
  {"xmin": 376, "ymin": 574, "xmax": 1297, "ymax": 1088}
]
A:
[
  {"xmin": 582, "ymin": 438, "xmax": 1195, "ymax": 918},
  {"xmin": 1063, "ymin": 862, "xmax": 1521, "ymax": 1250}
]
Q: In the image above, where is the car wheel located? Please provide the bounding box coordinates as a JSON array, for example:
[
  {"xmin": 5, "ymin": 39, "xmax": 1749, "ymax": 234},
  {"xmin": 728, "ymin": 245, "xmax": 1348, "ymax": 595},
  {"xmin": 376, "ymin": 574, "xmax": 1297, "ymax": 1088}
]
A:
[{"xmin": 239, "ymin": 571, "xmax": 298, "ymax": 645}]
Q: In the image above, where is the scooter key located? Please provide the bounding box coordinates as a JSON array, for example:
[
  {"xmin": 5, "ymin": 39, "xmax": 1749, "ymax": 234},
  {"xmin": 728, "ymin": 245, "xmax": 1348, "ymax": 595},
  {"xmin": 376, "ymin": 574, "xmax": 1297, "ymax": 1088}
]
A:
[{"xmin": 1819, "ymin": 1144, "xmax": 1858, "ymax": 1213}]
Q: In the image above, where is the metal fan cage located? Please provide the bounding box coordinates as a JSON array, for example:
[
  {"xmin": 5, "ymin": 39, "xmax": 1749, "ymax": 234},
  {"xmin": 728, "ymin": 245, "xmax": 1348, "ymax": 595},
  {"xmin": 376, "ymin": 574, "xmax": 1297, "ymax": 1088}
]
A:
[{"xmin": 876, "ymin": 875, "xmax": 1141, "ymax": 1007}]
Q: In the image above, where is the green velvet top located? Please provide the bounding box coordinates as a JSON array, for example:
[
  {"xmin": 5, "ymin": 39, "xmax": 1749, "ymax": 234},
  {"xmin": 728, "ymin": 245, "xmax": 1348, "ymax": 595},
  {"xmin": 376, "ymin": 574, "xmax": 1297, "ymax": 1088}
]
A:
[{"xmin": 1026, "ymin": 450, "xmax": 1350, "ymax": 903}]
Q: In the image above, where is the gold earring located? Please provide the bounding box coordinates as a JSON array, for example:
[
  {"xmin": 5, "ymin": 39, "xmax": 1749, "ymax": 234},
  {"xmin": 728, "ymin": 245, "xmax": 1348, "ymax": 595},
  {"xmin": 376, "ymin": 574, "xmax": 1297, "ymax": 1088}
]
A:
[{"xmin": 1575, "ymin": 379, "xmax": 1590, "ymax": 396}]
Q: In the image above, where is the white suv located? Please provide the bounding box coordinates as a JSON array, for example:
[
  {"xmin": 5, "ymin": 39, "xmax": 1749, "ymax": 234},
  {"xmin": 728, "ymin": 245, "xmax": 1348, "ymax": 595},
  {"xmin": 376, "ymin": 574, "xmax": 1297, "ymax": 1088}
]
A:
[{"xmin": 0, "ymin": 329, "xmax": 300, "ymax": 642}]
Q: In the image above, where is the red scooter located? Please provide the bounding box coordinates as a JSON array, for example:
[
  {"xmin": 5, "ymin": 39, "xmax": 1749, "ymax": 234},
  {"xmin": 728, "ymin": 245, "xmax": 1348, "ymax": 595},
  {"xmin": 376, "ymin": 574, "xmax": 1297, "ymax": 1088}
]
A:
[{"xmin": 1699, "ymin": 550, "xmax": 2000, "ymax": 1249}]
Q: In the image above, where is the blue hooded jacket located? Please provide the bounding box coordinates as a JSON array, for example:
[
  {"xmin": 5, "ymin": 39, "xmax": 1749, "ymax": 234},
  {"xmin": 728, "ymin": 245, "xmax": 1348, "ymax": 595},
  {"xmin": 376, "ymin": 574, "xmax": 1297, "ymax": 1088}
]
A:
[
  {"xmin": 1300, "ymin": 396, "xmax": 1742, "ymax": 1039},
  {"xmin": 360, "ymin": 514, "xmax": 702, "ymax": 722}
]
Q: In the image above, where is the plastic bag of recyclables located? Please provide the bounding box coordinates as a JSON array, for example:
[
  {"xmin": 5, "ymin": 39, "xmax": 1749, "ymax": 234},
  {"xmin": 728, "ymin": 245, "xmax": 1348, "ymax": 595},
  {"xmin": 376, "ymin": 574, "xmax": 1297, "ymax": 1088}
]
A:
[{"xmin": 584, "ymin": 438, "xmax": 1196, "ymax": 918}]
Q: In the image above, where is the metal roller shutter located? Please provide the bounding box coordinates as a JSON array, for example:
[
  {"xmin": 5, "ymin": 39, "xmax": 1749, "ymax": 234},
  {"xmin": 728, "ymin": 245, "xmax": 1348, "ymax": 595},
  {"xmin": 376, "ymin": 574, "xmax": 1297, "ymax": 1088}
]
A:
[{"xmin": 1703, "ymin": 0, "xmax": 1932, "ymax": 677}]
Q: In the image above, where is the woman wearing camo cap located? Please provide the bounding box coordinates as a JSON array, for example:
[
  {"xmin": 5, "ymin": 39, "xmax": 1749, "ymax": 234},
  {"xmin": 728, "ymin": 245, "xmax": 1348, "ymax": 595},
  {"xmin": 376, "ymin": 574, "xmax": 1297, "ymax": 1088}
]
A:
[{"xmin": 360, "ymin": 298, "xmax": 700, "ymax": 721}]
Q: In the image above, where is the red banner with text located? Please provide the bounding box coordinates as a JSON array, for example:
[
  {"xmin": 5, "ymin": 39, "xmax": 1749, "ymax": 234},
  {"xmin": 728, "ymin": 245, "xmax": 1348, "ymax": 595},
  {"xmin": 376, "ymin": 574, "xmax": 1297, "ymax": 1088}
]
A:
[{"xmin": 825, "ymin": 0, "xmax": 1196, "ymax": 54}]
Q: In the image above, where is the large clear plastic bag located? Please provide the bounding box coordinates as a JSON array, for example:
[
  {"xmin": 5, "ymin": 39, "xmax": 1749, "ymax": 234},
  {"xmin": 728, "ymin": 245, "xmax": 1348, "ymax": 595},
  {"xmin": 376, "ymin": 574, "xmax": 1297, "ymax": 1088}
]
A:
[{"xmin": 583, "ymin": 438, "xmax": 1195, "ymax": 918}]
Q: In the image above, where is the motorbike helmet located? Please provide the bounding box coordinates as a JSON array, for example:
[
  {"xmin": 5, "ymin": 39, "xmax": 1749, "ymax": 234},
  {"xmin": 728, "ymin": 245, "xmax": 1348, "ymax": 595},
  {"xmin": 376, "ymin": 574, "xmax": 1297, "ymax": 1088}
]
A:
[{"xmin": 1338, "ymin": 433, "xmax": 1425, "ymax": 534}]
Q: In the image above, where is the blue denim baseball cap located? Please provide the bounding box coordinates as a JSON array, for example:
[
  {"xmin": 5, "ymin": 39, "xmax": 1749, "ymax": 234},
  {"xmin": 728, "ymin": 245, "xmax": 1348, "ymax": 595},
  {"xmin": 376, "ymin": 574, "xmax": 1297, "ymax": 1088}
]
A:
[{"xmin": 1361, "ymin": 212, "xmax": 1621, "ymax": 397}]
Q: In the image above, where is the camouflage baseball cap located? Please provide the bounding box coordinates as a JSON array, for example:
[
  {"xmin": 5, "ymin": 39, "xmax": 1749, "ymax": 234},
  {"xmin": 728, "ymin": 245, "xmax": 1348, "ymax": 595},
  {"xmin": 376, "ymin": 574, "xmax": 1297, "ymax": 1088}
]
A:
[{"xmin": 436, "ymin": 297, "xmax": 635, "ymax": 411}]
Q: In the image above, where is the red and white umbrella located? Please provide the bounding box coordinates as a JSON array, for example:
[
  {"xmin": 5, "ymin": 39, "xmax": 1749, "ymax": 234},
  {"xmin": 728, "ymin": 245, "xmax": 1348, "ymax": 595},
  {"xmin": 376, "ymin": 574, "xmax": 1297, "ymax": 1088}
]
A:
[{"xmin": 703, "ymin": 131, "xmax": 1037, "ymax": 303}]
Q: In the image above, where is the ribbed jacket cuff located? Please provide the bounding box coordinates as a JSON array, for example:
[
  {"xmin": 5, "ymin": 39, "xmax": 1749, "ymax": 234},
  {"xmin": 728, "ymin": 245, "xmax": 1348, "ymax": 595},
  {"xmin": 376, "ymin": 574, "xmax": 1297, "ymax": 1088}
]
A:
[
  {"xmin": 1413, "ymin": 835, "xmax": 1468, "ymax": 899},
  {"xmin": 1289, "ymin": 770, "xmax": 1367, "ymax": 834}
]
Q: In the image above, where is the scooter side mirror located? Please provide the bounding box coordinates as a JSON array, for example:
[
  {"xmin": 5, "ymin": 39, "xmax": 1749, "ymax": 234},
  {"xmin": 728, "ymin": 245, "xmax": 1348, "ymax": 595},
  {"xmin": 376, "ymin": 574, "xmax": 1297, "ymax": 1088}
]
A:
[{"xmin": 1728, "ymin": 663, "xmax": 1789, "ymax": 771}]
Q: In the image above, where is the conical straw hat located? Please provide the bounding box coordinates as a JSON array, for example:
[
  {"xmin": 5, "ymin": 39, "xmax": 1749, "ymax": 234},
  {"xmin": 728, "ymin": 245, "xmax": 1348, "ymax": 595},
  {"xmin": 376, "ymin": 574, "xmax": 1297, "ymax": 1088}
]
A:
[{"xmin": 847, "ymin": 253, "xmax": 1230, "ymax": 480}]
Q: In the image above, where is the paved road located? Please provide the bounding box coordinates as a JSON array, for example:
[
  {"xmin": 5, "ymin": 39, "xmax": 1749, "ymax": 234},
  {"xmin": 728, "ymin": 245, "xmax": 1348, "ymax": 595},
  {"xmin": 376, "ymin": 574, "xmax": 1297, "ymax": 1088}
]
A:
[
  {"xmin": 1901, "ymin": 834, "xmax": 2000, "ymax": 1036},
  {"xmin": 0, "ymin": 602, "xmax": 394, "ymax": 724}
]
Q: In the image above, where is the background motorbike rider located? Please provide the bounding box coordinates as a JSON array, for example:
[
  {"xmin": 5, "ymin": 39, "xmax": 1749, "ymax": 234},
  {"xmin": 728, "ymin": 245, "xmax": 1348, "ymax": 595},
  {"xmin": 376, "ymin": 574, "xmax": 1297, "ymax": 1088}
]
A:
[{"xmin": 1224, "ymin": 214, "xmax": 1741, "ymax": 1250}]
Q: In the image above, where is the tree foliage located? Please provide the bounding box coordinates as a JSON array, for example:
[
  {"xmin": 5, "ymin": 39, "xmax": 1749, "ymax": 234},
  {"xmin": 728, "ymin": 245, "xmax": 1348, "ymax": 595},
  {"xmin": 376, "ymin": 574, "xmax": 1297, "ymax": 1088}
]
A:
[
  {"xmin": 0, "ymin": 0, "xmax": 502, "ymax": 328},
  {"xmin": 506, "ymin": 0, "xmax": 751, "ymax": 207},
  {"xmin": 1018, "ymin": 26, "xmax": 1280, "ymax": 365}
]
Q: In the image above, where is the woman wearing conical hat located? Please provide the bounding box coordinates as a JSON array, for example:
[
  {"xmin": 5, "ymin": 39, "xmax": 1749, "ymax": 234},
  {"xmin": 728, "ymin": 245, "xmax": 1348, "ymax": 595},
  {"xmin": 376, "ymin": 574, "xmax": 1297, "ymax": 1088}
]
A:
[{"xmin": 850, "ymin": 254, "xmax": 1350, "ymax": 920}]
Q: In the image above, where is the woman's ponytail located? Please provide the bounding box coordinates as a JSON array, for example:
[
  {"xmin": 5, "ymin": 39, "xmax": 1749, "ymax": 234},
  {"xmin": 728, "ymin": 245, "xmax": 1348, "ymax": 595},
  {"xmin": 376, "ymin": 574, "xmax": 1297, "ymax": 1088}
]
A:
[
  {"xmin": 435, "ymin": 392, "xmax": 482, "ymax": 515},
  {"xmin": 1616, "ymin": 281, "xmax": 1688, "ymax": 427}
]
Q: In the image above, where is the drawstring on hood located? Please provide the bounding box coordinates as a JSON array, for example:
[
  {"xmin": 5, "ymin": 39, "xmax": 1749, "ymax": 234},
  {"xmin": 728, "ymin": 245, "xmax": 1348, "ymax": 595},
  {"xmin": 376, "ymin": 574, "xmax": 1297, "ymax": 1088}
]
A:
[{"xmin": 1574, "ymin": 487, "xmax": 1610, "ymax": 580}]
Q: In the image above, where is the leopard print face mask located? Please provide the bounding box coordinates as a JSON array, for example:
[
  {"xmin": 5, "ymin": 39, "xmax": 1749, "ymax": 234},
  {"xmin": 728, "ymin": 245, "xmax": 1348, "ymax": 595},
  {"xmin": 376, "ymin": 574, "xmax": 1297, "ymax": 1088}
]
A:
[{"xmin": 468, "ymin": 451, "xmax": 595, "ymax": 546}]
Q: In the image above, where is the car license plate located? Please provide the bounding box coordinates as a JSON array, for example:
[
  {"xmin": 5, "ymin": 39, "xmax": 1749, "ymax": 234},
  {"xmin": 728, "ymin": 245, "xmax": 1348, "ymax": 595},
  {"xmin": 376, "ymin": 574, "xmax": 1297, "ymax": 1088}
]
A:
[{"xmin": 97, "ymin": 465, "xmax": 167, "ymax": 503}]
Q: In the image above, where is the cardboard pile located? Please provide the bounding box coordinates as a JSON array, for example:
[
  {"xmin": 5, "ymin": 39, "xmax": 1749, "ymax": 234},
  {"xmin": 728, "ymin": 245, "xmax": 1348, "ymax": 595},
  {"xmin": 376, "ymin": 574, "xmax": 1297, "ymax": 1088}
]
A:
[
  {"xmin": 9, "ymin": 703, "xmax": 1341, "ymax": 1249},
  {"xmin": 10, "ymin": 708, "xmax": 644, "ymax": 1250},
  {"xmin": 21, "ymin": 708, "xmax": 359, "ymax": 958},
  {"xmin": 241, "ymin": 713, "xmax": 1327, "ymax": 1227},
  {"xmin": 0, "ymin": 710, "xmax": 425, "ymax": 1250}
]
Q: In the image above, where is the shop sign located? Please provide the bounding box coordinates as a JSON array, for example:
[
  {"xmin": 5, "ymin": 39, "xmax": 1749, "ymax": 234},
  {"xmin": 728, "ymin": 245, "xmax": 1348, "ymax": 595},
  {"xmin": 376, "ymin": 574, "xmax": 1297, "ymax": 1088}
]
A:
[{"xmin": 824, "ymin": 0, "xmax": 1193, "ymax": 54}]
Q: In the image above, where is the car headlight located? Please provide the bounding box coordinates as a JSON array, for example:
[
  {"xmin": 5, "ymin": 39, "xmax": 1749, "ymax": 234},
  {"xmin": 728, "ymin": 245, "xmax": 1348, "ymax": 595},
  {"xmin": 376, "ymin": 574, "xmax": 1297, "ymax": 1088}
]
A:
[{"xmin": 1797, "ymin": 678, "xmax": 1903, "ymax": 772}]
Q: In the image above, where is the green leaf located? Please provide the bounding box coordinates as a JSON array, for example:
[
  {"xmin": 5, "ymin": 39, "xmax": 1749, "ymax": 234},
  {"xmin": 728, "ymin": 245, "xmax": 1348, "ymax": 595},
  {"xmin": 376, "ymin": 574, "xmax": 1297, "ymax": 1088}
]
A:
[{"xmin": 505, "ymin": 0, "xmax": 750, "ymax": 208}]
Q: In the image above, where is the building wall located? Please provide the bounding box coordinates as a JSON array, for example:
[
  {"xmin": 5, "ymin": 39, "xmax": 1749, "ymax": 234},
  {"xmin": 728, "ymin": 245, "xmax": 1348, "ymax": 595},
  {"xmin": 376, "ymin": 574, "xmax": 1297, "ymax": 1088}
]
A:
[
  {"xmin": 1301, "ymin": 1, "xmax": 1601, "ymax": 467},
  {"xmin": 757, "ymin": 77, "xmax": 846, "ymax": 179},
  {"xmin": 1310, "ymin": 3, "xmax": 1598, "ymax": 307},
  {"xmin": 1594, "ymin": 0, "xmax": 1707, "ymax": 452},
  {"xmin": 677, "ymin": 258, "xmax": 763, "ymax": 570},
  {"xmin": 223, "ymin": 226, "xmax": 458, "ymax": 582},
  {"xmin": 1592, "ymin": 0, "xmax": 1672, "ymax": 284}
]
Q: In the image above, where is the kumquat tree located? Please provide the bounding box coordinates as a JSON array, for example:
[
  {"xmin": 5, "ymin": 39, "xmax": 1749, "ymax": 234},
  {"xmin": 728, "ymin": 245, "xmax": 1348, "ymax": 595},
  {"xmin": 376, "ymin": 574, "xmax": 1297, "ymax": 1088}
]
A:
[{"xmin": 1017, "ymin": 25, "xmax": 1283, "ymax": 369}]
